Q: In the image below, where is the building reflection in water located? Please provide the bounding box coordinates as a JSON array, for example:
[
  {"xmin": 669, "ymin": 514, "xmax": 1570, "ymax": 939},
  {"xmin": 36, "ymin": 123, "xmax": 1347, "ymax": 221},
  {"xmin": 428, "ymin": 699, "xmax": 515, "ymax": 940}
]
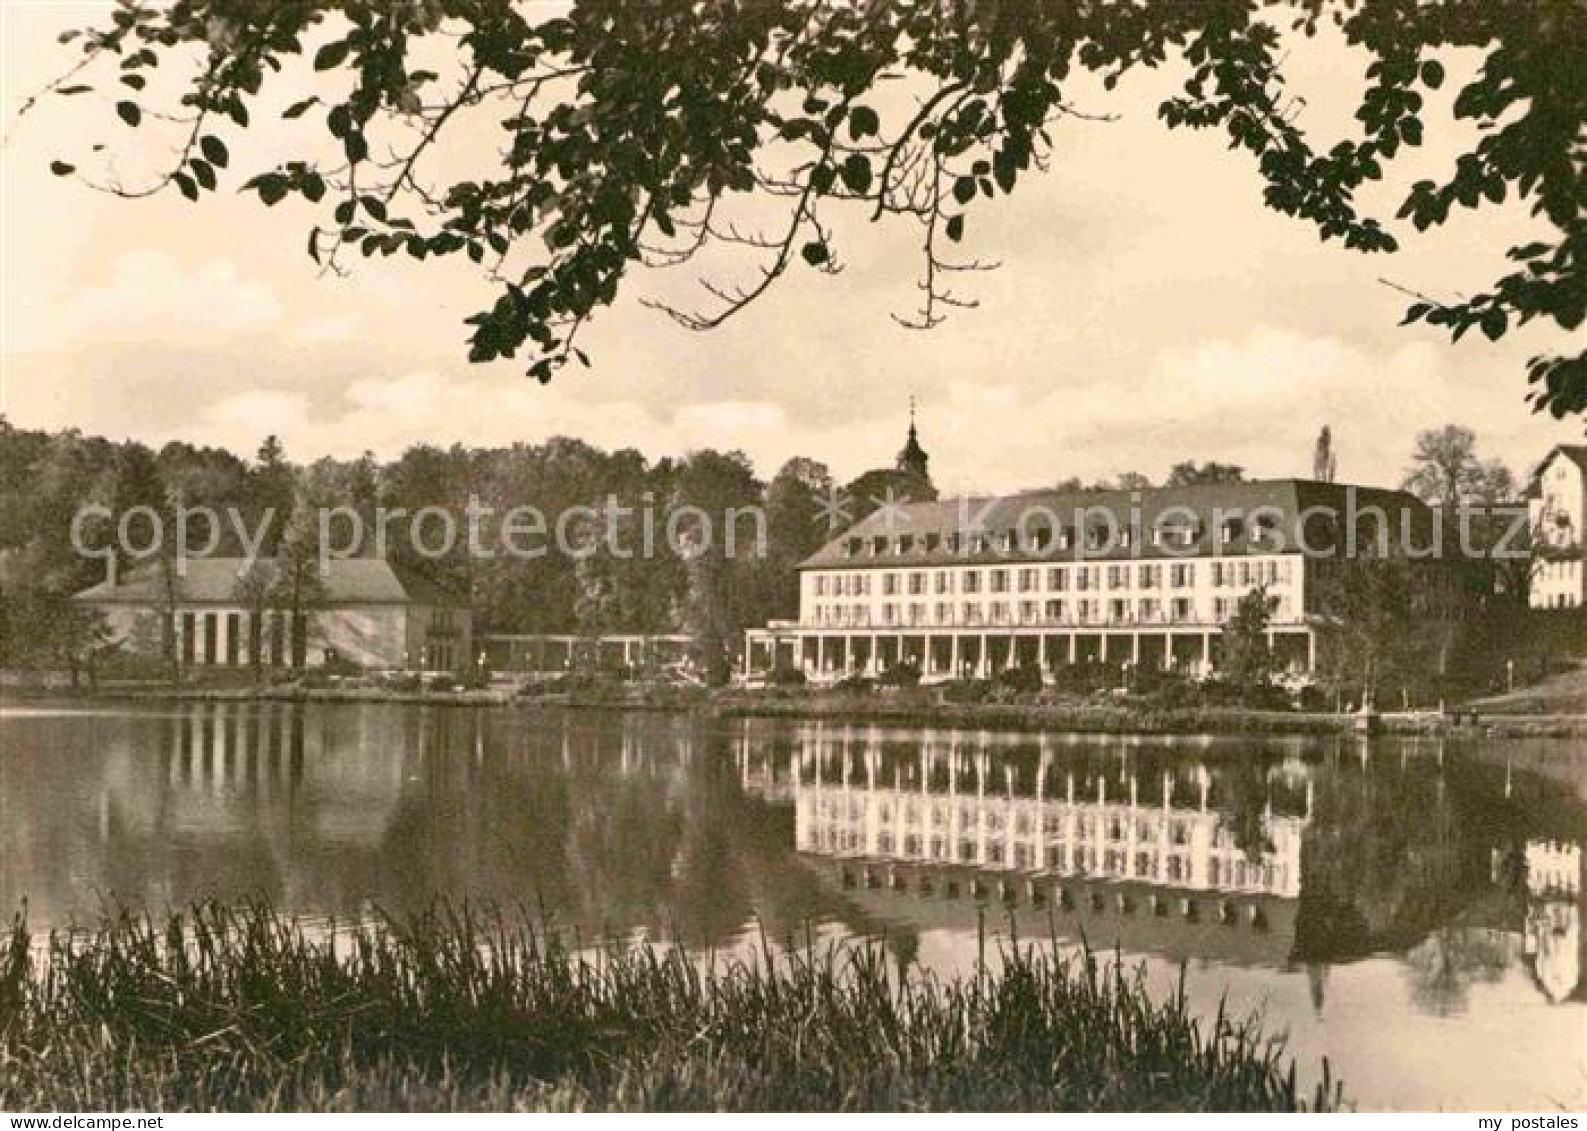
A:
[
  {"xmin": 738, "ymin": 722, "xmax": 1310, "ymax": 966},
  {"xmin": 1521, "ymin": 839, "xmax": 1586, "ymax": 1004}
]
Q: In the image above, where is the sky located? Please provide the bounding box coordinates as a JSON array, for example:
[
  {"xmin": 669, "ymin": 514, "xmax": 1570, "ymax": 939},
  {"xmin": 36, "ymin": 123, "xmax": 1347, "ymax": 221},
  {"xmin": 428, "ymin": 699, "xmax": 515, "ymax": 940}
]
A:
[{"xmin": 1, "ymin": 2, "xmax": 1581, "ymax": 496}]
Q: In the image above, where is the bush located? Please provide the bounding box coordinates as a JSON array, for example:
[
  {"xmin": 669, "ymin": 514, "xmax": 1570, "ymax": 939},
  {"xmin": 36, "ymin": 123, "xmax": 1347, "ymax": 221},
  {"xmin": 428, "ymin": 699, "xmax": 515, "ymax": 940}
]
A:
[
  {"xmin": 770, "ymin": 663, "xmax": 808, "ymax": 687},
  {"xmin": 1050, "ymin": 663, "xmax": 1113, "ymax": 695},
  {"xmin": 321, "ymin": 650, "xmax": 363, "ymax": 677},
  {"xmin": 939, "ymin": 678, "xmax": 992, "ymax": 704},
  {"xmin": 833, "ymin": 673, "xmax": 874, "ymax": 695},
  {"xmin": 382, "ymin": 671, "xmax": 423, "ymax": 693},
  {"xmin": 1295, "ymin": 684, "xmax": 1330, "ymax": 713},
  {"xmin": 458, "ymin": 667, "xmax": 491, "ymax": 691},
  {"xmin": 996, "ymin": 662, "xmax": 1045, "ymax": 695},
  {"xmin": 878, "ymin": 661, "xmax": 922, "ymax": 688},
  {"xmin": 427, "ymin": 674, "xmax": 458, "ymax": 693}
]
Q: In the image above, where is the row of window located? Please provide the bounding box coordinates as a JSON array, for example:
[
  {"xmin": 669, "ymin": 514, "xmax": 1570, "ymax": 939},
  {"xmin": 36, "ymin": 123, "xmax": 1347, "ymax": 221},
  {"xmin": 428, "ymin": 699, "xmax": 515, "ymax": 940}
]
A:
[
  {"xmin": 840, "ymin": 516, "xmax": 1277, "ymax": 559},
  {"xmin": 808, "ymin": 594, "xmax": 1278, "ymax": 628},
  {"xmin": 802, "ymin": 828, "xmax": 1284, "ymax": 889},
  {"xmin": 813, "ymin": 559, "xmax": 1293, "ymax": 598}
]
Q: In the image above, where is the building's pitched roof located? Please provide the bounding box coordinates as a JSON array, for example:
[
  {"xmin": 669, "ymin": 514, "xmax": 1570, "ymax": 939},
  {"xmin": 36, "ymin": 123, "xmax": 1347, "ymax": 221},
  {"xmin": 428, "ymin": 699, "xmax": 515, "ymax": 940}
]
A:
[
  {"xmin": 1530, "ymin": 445, "xmax": 1587, "ymax": 494},
  {"xmin": 799, "ymin": 478, "xmax": 1432, "ymax": 568},
  {"xmin": 74, "ymin": 556, "xmax": 466, "ymax": 607}
]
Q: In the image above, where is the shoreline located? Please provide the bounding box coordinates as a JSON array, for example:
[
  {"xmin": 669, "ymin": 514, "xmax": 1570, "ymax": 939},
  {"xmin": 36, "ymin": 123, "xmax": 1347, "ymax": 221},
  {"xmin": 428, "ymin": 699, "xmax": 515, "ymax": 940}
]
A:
[{"xmin": 6, "ymin": 681, "xmax": 1583, "ymax": 739}]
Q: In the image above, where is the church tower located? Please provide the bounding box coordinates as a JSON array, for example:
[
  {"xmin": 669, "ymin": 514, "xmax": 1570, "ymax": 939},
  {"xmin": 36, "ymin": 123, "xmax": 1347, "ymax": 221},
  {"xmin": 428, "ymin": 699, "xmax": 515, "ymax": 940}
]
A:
[{"xmin": 896, "ymin": 397, "xmax": 930, "ymax": 481}]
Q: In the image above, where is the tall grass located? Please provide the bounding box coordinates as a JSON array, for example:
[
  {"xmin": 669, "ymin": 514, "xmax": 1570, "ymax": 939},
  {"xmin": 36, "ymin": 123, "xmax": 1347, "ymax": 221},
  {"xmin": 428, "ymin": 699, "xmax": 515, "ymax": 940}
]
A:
[{"xmin": 0, "ymin": 903, "xmax": 1340, "ymax": 1111}]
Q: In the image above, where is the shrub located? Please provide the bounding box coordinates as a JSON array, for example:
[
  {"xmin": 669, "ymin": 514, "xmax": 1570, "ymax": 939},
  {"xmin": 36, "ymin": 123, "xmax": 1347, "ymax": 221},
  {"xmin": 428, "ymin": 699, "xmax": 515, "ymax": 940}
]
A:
[
  {"xmin": 939, "ymin": 678, "xmax": 992, "ymax": 704},
  {"xmin": 996, "ymin": 662, "xmax": 1045, "ymax": 695},
  {"xmin": 878, "ymin": 661, "xmax": 922, "ymax": 688},
  {"xmin": 1295, "ymin": 684, "xmax": 1330, "ymax": 713},
  {"xmin": 381, "ymin": 671, "xmax": 423, "ymax": 693},
  {"xmin": 770, "ymin": 663, "xmax": 808, "ymax": 687},
  {"xmin": 833, "ymin": 673, "xmax": 875, "ymax": 695}
]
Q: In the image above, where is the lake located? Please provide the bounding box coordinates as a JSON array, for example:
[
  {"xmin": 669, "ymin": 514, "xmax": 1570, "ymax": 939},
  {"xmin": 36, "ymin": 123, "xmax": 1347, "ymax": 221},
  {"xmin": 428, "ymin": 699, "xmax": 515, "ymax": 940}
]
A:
[{"xmin": 1, "ymin": 700, "xmax": 1582, "ymax": 1110}]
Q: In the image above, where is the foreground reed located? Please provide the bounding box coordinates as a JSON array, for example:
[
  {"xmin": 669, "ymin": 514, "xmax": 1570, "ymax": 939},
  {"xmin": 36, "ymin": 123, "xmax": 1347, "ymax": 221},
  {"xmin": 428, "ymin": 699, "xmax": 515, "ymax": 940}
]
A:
[{"xmin": 0, "ymin": 904, "xmax": 1339, "ymax": 1111}]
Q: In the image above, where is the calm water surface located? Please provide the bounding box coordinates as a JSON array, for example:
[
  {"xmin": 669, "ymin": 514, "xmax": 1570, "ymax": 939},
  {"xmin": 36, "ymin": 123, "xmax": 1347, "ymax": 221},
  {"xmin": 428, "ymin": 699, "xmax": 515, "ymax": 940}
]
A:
[{"xmin": 1, "ymin": 701, "xmax": 1583, "ymax": 1110}]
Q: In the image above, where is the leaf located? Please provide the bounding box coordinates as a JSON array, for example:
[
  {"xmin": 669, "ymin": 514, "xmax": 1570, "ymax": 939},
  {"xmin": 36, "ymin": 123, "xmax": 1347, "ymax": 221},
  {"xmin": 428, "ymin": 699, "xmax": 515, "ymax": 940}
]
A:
[
  {"xmin": 800, "ymin": 240, "xmax": 829, "ymax": 266},
  {"xmin": 1481, "ymin": 307, "xmax": 1508, "ymax": 341},
  {"xmin": 283, "ymin": 97, "xmax": 318, "ymax": 120},
  {"xmin": 849, "ymin": 105, "xmax": 879, "ymax": 139},
  {"xmin": 115, "ymin": 101, "xmax": 141, "ymax": 127},
  {"xmin": 839, "ymin": 153, "xmax": 871, "ymax": 194},
  {"xmin": 55, "ymin": 84, "xmax": 93, "ymax": 96},
  {"xmin": 190, "ymin": 158, "xmax": 216, "ymax": 191},
  {"xmin": 1420, "ymin": 59, "xmax": 1445, "ymax": 89},
  {"xmin": 173, "ymin": 172, "xmax": 198, "ymax": 202},
  {"xmin": 945, "ymin": 214, "xmax": 964, "ymax": 242},
  {"xmin": 200, "ymin": 135, "xmax": 228, "ymax": 168},
  {"xmin": 314, "ymin": 39, "xmax": 350, "ymax": 71},
  {"xmin": 49, "ymin": 160, "xmax": 76, "ymax": 176},
  {"xmin": 952, "ymin": 176, "xmax": 975, "ymax": 205},
  {"xmin": 252, "ymin": 173, "xmax": 288, "ymax": 206}
]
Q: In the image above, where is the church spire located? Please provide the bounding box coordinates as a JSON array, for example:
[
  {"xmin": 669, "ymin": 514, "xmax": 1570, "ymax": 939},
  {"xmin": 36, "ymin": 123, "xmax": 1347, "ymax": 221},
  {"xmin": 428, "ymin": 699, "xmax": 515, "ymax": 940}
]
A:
[{"xmin": 896, "ymin": 396, "xmax": 929, "ymax": 480}]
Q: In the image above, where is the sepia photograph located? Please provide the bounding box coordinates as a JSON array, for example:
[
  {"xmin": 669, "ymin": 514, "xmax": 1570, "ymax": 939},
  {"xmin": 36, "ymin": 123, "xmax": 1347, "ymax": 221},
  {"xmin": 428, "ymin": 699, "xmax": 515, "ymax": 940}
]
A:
[{"xmin": 0, "ymin": 0, "xmax": 1584, "ymax": 1117}]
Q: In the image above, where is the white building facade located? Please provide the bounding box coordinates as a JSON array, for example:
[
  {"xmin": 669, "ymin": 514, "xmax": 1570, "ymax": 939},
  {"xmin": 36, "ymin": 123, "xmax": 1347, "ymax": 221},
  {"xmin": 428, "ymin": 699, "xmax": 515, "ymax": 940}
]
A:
[
  {"xmin": 1529, "ymin": 445, "xmax": 1587, "ymax": 609},
  {"xmin": 747, "ymin": 479, "xmax": 1437, "ymax": 682}
]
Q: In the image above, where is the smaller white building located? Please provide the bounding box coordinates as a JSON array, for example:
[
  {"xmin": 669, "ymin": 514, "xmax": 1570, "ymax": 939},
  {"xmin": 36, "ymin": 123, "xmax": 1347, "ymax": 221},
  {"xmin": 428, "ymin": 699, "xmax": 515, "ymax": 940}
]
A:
[
  {"xmin": 1528, "ymin": 445, "xmax": 1587, "ymax": 609},
  {"xmin": 75, "ymin": 556, "xmax": 472, "ymax": 671}
]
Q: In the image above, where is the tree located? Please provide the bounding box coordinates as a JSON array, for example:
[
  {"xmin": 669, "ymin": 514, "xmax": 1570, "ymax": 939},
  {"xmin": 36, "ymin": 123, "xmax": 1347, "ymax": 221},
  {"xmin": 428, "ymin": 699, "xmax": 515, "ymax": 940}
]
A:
[
  {"xmin": 1400, "ymin": 424, "xmax": 1516, "ymax": 508},
  {"xmin": 1220, "ymin": 584, "xmax": 1279, "ymax": 695},
  {"xmin": 1111, "ymin": 471, "xmax": 1155, "ymax": 492},
  {"xmin": 35, "ymin": 2, "xmax": 1585, "ymax": 414},
  {"xmin": 232, "ymin": 557, "xmax": 278, "ymax": 682},
  {"xmin": 272, "ymin": 491, "xmax": 328, "ymax": 668},
  {"xmin": 109, "ymin": 445, "xmax": 183, "ymax": 683},
  {"xmin": 1311, "ymin": 556, "xmax": 1466, "ymax": 709},
  {"xmin": 761, "ymin": 457, "xmax": 835, "ymax": 619},
  {"xmin": 672, "ymin": 450, "xmax": 763, "ymax": 686},
  {"xmin": 247, "ymin": 435, "xmax": 297, "ymax": 551},
  {"xmin": 1164, "ymin": 461, "xmax": 1245, "ymax": 487},
  {"xmin": 843, "ymin": 466, "xmax": 937, "ymax": 529},
  {"xmin": 0, "ymin": 584, "xmax": 112, "ymax": 687}
]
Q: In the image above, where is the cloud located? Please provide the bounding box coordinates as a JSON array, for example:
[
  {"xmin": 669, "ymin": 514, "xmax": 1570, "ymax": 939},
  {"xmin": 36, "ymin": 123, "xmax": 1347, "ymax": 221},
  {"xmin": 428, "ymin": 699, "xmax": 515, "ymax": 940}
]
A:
[{"xmin": 9, "ymin": 251, "xmax": 282, "ymax": 353}]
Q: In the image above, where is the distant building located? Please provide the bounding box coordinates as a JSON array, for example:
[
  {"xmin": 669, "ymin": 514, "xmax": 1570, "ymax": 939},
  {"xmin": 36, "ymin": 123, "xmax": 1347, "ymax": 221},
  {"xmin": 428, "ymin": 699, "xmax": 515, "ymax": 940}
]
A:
[
  {"xmin": 74, "ymin": 557, "xmax": 471, "ymax": 671},
  {"xmin": 746, "ymin": 423, "xmax": 1441, "ymax": 680},
  {"xmin": 896, "ymin": 397, "xmax": 930, "ymax": 481},
  {"xmin": 1528, "ymin": 445, "xmax": 1587, "ymax": 609}
]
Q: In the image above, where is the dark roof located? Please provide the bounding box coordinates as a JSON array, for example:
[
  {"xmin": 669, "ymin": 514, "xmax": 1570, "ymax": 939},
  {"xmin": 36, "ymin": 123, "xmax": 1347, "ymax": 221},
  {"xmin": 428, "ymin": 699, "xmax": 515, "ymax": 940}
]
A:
[
  {"xmin": 1531, "ymin": 445, "xmax": 1587, "ymax": 493},
  {"xmin": 800, "ymin": 478, "xmax": 1432, "ymax": 568},
  {"xmin": 74, "ymin": 557, "xmax": 466, "ymax": 607}
]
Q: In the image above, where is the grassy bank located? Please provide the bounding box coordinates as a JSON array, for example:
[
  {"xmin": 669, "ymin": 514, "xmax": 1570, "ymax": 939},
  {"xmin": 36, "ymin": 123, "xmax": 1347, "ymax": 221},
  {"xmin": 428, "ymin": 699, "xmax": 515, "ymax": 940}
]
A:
[
  {"xmin": 709, "ymin": 689, "xmax": 1587, "ymax": 739},
  {"xmin": 710, "ymin": 689, "xmax": 1348, "ymax": 736},
  {"xmin": 0, "ymin": 905, "xmax": 1338, "ymax": 1112}
]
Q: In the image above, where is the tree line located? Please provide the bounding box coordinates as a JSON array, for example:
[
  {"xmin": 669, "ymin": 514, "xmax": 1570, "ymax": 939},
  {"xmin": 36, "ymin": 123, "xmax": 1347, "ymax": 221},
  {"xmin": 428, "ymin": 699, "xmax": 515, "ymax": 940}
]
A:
[{"xmin": 0, "ymin": 417, "xmax": 911, "ymax": 685}]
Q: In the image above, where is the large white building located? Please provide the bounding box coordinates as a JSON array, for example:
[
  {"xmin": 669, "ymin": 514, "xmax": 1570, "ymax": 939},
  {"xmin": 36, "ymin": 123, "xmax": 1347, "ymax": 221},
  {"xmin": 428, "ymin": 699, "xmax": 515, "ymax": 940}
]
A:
[
  {"xmin": 1528, "ymin": 444, "xmax": 1587, "ymax": 609},
  {"xmin": 747, "ymin": 468, "xmax": 1438, "ymax": 682}
]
